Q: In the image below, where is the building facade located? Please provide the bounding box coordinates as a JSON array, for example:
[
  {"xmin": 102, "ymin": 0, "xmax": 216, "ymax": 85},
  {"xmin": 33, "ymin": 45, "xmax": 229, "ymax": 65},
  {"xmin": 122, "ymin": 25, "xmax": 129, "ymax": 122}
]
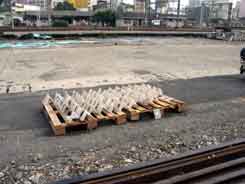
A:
[
  {"xmin": 188, "ymin": 0, "xmax": 201, "ymax": 8},
  {"xmin": 232, "ymin": 1, "xmax": 240, "ymax": 19},
  {"xmin": 15, "ymin": 0, "xmax": 48, "ymax": 10},
  {"xmin": 110, "ymin": 0, "xmax": 121, "ymax": 10},
  {"xmin": 52, "ymin": 0, "xmax": 65, "ymax": 8},
  {"xmin": 134, "ymin": 0, "xmax": 145, "ymax": 13},
  {"xmin": 240, "ymin": 0, "xmax": 245, "ymax": 18},
  {"xmin": 155, "ymin": 0, "xmax": 167, "ymax": 14}
]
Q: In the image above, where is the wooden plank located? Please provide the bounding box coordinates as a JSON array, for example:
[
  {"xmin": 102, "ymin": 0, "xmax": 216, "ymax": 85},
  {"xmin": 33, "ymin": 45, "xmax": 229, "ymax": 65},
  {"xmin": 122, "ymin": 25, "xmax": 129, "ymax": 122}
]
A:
[
  {"xmin": 85, "ymin": 115, "xmax": 98, "ymax": 130},
  {"xmin": 103, "ymin": 110, "xmax": 116, "ymax": 119},
  {"xmin": 65, "ymin": 120, "xmax": 83, "ymax": 127},
  {"xmin": 42, "ymin": 102, "xmax": 66, "ymax": 136},
  {"xmin": 123, "ymin": 108, "xmax": 140, "ymax": 121},
  {"xmin": 93, "ymin": 113, "xmax": 107, "ymax": 120},
  {"xmin": 154, "ymin": 99, "xmax": 175, "ymax": 109},
  {"xmin": 149, "ymin": 101, "xmax": 163, "ymax": 109},
  {"xmin": 133, "ymin": 104, "xmax": 151, "ymax": 112},
  {"xmin": 114, "ymin": 112, "xmax": 127, "ymax": 125},
  {"xmin": 159, "ymin": 96, "xmax": 186, "ymax": 112}
]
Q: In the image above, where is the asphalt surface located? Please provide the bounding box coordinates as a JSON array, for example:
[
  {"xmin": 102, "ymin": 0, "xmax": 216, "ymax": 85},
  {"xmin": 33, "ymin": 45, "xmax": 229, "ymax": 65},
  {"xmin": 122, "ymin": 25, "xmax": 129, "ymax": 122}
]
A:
[{"xmin": 1, "ymin": 73, "xmax": 245, "ymax": 167}]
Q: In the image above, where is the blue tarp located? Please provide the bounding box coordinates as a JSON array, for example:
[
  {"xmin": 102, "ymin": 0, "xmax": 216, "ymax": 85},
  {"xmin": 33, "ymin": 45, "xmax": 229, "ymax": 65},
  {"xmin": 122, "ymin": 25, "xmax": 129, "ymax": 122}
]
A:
[{"xmin": 0, "ymin": 40, "xmax": 84, "ymax": 49}]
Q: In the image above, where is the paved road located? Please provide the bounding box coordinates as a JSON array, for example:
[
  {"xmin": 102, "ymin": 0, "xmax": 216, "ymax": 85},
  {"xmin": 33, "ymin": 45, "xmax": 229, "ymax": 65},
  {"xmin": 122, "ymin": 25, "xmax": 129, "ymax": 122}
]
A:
[{"xmin": 1, "ymin": 74, "xmax": 245, "ymax": 166}]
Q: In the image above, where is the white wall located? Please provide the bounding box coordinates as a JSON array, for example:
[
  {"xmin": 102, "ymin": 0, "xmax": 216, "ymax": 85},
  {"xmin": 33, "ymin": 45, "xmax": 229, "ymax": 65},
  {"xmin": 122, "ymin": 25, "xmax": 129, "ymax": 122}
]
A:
[{"xmin": 239, "ymin": 0, "xmax": 245, "ymax": 17}]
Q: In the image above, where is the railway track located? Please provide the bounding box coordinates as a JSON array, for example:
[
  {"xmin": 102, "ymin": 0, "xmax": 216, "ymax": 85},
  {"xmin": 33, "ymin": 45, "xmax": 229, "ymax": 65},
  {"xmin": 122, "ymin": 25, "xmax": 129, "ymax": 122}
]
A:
[{"xmin": 54, "ymin": 139, "xmax": 245, "ymax": 184}]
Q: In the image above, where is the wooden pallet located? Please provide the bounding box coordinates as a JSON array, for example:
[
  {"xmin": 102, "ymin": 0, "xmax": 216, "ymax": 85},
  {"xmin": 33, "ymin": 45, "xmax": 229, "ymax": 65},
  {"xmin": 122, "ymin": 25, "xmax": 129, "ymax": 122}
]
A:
[
  {"xmin": 125, "ymin": 96, "xmax": 186, "ymax": 121},
  {"xmin": 42, "ymin": 95, "xmax": 186, "ymax": 136},
  {"xmin": 42, "ymin": 95, "xmax": 127, "ymax": 136}
]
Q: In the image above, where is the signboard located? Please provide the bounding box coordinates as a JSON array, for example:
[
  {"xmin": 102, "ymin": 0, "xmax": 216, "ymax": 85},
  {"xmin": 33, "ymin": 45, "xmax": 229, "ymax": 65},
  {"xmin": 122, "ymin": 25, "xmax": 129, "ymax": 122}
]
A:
[
  {"xmin": 12, "ymin": 3, "xmax": 41, "ymax": 12},
  {"xmin": 152, "ymin": 20, "xmax": 161, "ymax": 26}
]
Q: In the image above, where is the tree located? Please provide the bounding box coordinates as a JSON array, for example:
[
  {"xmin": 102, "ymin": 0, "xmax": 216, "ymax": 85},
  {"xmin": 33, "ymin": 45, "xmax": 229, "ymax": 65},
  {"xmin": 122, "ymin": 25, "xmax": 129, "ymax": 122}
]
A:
[
  {"xmin": 54, "ymin": 1, "xmax": 75, "ymax": 11},
  {"xmin": 0, "ymin": 0, "xmax": 9, "ymax": 12},
  {"xmin": 93, "ymin": 10, "xmax": 116, "ymax": 27}
]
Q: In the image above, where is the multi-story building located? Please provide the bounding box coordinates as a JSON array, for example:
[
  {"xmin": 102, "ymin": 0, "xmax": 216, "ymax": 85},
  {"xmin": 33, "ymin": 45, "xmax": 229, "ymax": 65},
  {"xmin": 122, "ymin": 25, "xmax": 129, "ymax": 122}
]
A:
[
  {"xmin": 239, "ymin": 0, "xmax": 245, "ymax": 18},
  {"xmin": 15, "ymin": 0, "xmax": 48, "ymax": 10},
  {"xmin": 206, "ymin": 0, "xmax": 232, "ymax": 20},
  {"xmin": 232, "ymin": 0, "xmax": 240, "ymax": 19},
  {"xmin": 155, "ymin": 0, "xmax": 167, "ymax": 14},
  {"xmin": 205, "ymin": 0, "xmax": 229, "ymax": 5},
  {"xmin": 92, "ymin": 0, "xmax": 108, "ymax": 11},
  {"xmin": 110, "ymin": 0, "xmax": 119, "ymax": 10},
  {"xmin": 188, "ymin": 0, "xmax": 201, "ymax": 7},
  {"xmin": 134, "ymin": 0, "xmax": 145, "ymax": 13},
  {"xmin": 52, "ymin": 0, "xmax": 65, "ymax": 8}
]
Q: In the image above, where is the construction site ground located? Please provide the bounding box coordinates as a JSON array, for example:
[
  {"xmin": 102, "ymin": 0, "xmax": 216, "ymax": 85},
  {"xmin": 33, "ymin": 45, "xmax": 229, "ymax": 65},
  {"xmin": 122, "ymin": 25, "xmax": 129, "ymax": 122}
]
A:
[{"xmin": 1, "ymin": 37, "xmax": 245, "ymax": 184}]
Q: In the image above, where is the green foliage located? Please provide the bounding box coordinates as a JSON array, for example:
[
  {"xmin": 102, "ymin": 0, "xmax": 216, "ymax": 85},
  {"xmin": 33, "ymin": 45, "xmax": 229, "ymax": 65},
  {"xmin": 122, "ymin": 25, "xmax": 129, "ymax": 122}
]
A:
[
  {"xmin": 54, "ymin": 1, "xmax": 75, "ymax": 11},
  {"xmin": 93, "ymin": 10, "xmax": 116, "ymax": 27},
  {"xmin": 0, "ymin": 0, "xmax": 8, "ymax": 12},
  {"xmin": 52, "ymin": 20, "xmax": 69, "ymax": 27}
]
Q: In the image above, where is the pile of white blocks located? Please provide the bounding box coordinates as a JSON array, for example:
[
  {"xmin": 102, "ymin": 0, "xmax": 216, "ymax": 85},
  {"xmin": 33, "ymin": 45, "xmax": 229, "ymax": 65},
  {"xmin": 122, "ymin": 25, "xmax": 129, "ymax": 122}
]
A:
[{"xmin": 50, "ymin": 84, "xmax": 163, "ymax": 122}]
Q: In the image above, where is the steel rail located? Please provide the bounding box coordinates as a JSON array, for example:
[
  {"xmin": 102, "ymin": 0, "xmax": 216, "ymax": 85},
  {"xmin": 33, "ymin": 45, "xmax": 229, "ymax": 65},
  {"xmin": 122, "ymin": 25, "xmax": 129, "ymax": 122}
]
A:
[
  {"xmin": 54, "ymin": 139, "xmax": 245, "ymax": 184},
  {"xmin": 156, "ymin": 157, "xmax": 245, "ymax": 184}
]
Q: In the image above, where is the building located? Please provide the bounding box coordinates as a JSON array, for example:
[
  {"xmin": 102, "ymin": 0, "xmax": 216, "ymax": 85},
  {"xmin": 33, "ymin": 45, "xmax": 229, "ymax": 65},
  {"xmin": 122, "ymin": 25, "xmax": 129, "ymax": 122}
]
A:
[
  {"xmin": 188, "ymin": 0, "xmax": 201, "ymax": 8},
  {"xmin": 240, "ymin": 0, "xmax": 245, "ymax": 18},
  {"xmin": 118, "ymin": 2, "xmax": 134, "ymax": 12},
  {"xmin": 186, "ymin": 5, "xmax": 209, "ymax": 24},
  {"xmin": 206, "ymin": 0, "xmax": 232, "ymax": 20},
  {"xmin": 67, "ymin": 0, "xmax": 90, "ymax": 10},
  {"xmin": 232, "ymin": 1, "xmax": 240, "ymax": 19},
  {"xmin": 15, "ymin": 0, "xmax": 48, "ymax": 10},
  {"xmin": 155, "ymin": 0, "xmax": 167, "ymax": 14},
  {"xmin": 205, "ymin": 0, "xmax": 229, "ymax": 4},
  {"xmin": 92, "ymin": 0, "xmax": 108, "ymax": 11},
  {"xmin": 116, "ymin": 12, "xmax": 186, "ymax": 27},
  {"xmin": 52, "ymin": 0, "xmax": 65, "ymax": 8},
  {"xmin": 134, "ymin": 0, "xmax": 145, "ymax": 13},
  {"xmin": 13, "ymin": 3, "xmax": 41, "ymax": 12},
  {"xmin": 110, "ymin": 0, "xmax": 121, "ymax": 10}
]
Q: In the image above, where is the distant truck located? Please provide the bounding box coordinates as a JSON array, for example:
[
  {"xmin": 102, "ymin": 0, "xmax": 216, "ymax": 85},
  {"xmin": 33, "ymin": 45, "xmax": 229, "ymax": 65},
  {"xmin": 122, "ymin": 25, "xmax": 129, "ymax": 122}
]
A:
[{"xmin": 240, "ymin": 48, "xmax": 245, "ymax": 74}]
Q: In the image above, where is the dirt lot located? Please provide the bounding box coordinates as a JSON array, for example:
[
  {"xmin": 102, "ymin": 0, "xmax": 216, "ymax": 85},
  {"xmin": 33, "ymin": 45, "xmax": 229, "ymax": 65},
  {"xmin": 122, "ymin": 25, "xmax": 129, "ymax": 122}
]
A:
[
  {"xmin": 0, "ymin": 37, "xmax": 240, "ymax": 93},
  {"xmin": 0, "ymin": 37, "xmax": 245, "ymax": 184}
]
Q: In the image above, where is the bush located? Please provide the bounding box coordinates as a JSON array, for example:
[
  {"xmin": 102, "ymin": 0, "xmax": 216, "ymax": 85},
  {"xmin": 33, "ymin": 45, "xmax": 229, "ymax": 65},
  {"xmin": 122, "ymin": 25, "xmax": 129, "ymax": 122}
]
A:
[{"xmin": 52, "ymin": 20, "xmax": 69, "ymax": 27}]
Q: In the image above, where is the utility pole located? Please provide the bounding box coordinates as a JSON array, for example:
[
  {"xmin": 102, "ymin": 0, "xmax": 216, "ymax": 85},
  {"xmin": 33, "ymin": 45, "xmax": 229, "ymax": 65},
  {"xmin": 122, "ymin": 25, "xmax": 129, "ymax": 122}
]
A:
[
  {"xmin": 199, "ymin": 2, "xmax": 204, "ymax": 27},
  {"xmin": 227, "ymin": 2, "xmax": 232, "ymax": 26},
  {"xmin": 47, "ymin": 0, "xmax": 52, "ymax": 26},
  {"xmin": 176, "ymin": 0, "xmax": 180, "ymax": 28},
  {"xmin": 10, "ymin": 0, "xmax": 15, "ymax": 30},
  {"xmin": 145, "ymin": 0, "xmax": 150, "ymax": 26}
]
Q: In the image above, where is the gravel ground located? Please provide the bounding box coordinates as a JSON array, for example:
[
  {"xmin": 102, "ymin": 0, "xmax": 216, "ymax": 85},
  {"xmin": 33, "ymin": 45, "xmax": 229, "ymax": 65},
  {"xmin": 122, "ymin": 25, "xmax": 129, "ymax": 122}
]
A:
[
  {"xmin": 0, "ymin": 37, "xmax": 245, "ymax": 183},
  {"xmin": 1, "ymin": 75, "xmax": 245, "ymax": 184}
]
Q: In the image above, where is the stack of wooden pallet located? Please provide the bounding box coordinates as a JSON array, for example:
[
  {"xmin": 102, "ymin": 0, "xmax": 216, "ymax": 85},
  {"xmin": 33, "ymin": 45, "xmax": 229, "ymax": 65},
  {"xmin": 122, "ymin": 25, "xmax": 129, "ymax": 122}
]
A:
[{"xmin": 41, "ymin": 84, "xmax": 186, "ymax": 136}]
